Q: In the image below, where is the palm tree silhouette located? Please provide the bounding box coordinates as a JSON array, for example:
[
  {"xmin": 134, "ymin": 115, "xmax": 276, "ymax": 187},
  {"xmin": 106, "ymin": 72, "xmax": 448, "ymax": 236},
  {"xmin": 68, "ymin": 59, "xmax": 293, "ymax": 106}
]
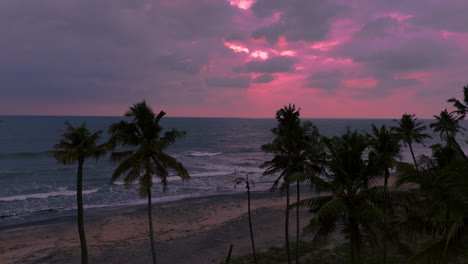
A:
[
  {"xmin": 261, "ymin": 104, "xmax": 318, "ymax": 264},
  {"xmin": 300, "ymin": 130, "xmax": 385, "ymax": 264},
  {"xmin": 430, "ymin": 109, "xmax": 465, "ymax": 140},
  {"xmin": 50, "ymin": 121, "xmax": 108, "ymax": 264},
  {"xmin": 367, "ymin": 124, "xmax": 401, "ymax": 264},
  {"xmin": 447, "ymin": 84, "xmax": 468, "ymax": 120},
  {"xmin": 108, "ymin": 101, "xmax": 189, "ymax": 264},
  {"xmin": 396, "ymin": 137, "xmax": 468, "ymax": 263},
  {"xmin": 392, "ymin": 113, "xmax": 431, "ymax": 171},
  {"xmin": 234, "ymin": 173, "xmax": 258, "ymax": 264}
]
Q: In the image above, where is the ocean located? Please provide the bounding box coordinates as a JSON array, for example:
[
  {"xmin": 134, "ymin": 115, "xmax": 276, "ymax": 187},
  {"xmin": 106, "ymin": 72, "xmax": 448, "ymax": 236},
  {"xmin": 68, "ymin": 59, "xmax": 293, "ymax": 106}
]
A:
[{"xmin": 0, "ymin": 116, "xmax": 466, "ymax": 227}]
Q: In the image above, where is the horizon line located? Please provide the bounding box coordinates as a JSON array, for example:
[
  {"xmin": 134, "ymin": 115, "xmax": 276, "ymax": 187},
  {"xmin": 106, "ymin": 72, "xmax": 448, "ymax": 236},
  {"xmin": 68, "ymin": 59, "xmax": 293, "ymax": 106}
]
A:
[{"xmin": 0, "ymin": 114, "xmax": 443, "ymax": 120}]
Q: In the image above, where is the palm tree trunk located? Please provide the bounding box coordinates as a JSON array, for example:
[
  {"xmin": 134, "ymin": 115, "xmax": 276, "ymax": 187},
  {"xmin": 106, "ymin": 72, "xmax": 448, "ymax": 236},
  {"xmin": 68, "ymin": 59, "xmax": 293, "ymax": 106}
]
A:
[
  {"xmin": 383, "ymin": 169, "xmax": 389, "ymax": 264},
  {"xmin": 296, "ymin": 180, "xmax": 300, "ymax": 264},
  {"xmin": 77, "ymin": 161, "xmax": 88, "ymax": 264},
  {"xmin": 349, "ymin": 218, "xmax": 360, "ymax": 264},
  {"xmin": 408, "ymin": 143, "xmax": 418, "ymax": 171},
  {"xmin": 247, "ymin": 184, "xmax": 257, "ymax": 264},
  {"xmin": 147, "ymin": 186, "xmax": 157, "ymax": 264},
  {"xmin": 285, "ymin": 183, "xmax": 292, "ymax": 264}
]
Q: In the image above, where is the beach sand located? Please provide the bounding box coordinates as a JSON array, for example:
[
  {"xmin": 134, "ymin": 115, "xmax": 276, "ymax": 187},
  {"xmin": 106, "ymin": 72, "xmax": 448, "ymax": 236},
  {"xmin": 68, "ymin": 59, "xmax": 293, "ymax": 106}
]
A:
[{"xmin": 0, "ymin": 191, "xmax": 314, "ymax": 264}]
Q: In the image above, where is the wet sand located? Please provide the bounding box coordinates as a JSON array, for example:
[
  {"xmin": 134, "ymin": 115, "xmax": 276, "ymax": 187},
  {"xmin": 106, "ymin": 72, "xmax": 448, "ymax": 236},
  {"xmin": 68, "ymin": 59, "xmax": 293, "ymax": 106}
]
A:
[{"xmin": 0, "ymin": 191, "xmax": 314, "ymax": 264}]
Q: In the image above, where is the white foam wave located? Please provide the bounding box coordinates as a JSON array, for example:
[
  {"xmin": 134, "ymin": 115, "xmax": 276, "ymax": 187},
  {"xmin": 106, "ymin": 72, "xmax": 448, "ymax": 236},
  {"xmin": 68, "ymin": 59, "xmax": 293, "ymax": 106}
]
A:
[
  {"xmin": 190, "ymin": 171, "xmax": 233, "ymax": 177},
  {"xmin": 186, "ymin": 151, "xmax": 222, "ymax": 157},
  {"xmin": 0, "ymin": 188, "xmax": 99, "ymax": 202}
]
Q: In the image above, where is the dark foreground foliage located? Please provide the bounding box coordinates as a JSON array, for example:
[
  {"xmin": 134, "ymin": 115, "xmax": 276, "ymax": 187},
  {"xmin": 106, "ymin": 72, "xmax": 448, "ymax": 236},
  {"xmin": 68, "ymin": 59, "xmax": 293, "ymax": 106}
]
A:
[{"xmin": 225, "ymin": 241, "xmax": 407, "ymax": 264}]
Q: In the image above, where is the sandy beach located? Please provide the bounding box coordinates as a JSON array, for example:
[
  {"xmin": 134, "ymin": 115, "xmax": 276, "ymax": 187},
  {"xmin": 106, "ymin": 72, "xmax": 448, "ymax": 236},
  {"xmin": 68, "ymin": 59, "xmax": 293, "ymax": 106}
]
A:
[{"xmin": 0, "ymin": 191, "xmax": 314, "ymax": 264}]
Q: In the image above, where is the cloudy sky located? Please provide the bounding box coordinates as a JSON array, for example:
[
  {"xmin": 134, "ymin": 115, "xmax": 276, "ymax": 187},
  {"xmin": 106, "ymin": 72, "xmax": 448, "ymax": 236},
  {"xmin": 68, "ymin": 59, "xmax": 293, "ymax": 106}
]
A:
[{"xmin": 1, "ymin": 0, "xmax": 467, "ymax": 118}]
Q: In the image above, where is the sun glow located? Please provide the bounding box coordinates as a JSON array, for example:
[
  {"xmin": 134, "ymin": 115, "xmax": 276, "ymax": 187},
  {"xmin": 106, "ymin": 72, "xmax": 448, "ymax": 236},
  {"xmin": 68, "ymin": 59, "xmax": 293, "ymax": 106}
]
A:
[
  {"xmin": 311, "ymin": 41, "xmax": 339, "ymax": 51},
  {"xmin": 250, "ymin": 50, "xmax": 269, "ymax": 60},
  {"xmin": 224, "ymin": 42, "xmax": 249, "ymax": 54},
  {"xmin": 228, "ymin": 0, "xmax": 253, "ymax": 10},
  {"xmin": 280, "ymin": 50, "xmax": 296, "ymax": 56}
]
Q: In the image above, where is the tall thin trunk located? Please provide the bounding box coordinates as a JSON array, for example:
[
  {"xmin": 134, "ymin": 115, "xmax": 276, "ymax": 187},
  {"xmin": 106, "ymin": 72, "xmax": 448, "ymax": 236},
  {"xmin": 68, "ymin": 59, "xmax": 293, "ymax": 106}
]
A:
[
  {"xmin": 383, "ymin": 169, "xmax": 389, "ymax": 264},
  {"xmin": 408, "ymin": 143, "xmax": 418, "ymax": 171},
  {"xmin": 147, "ymin": 186, "xmax": 157, "ymax": 264},
  {"xmin": 296, "ymin": 180, "xmax": 300, "ymax": 264},
  {"xmin": 349, "ymin": 231, "xmax": 356, "ymax": 264},
  {"xmin": 285, "ymin": 183, "xmax": 292, "ymax": 264},
  {"xmin": 77, "ymin": 161, "xmax": 88, "ymax": 264},
  {"xmin": 349, "ymin": 220, "xmax": 360, "ymax": 264},
  {"xmin": 247, "ymin": 183, "xmax": 257, "ymax": 264}
]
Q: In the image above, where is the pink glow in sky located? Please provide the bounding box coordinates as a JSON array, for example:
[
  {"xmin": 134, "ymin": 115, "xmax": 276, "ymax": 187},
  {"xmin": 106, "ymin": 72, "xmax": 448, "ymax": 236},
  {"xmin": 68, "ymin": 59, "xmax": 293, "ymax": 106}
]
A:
[{"xmin": 1, "ymin": 0, "xmax": 468, "ymax": 118}]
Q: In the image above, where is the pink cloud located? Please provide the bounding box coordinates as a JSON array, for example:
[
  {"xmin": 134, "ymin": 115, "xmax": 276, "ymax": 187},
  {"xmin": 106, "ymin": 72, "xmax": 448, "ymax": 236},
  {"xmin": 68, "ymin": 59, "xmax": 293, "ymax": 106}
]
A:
[{"xmin": 1, "ymin": 0, "xmax": 468, "ymax": 118}]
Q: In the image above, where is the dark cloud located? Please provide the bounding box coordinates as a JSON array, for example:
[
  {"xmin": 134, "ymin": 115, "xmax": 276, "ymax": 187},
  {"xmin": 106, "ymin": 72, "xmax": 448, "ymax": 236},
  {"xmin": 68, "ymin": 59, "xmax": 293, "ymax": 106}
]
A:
[
  {"xmin": 409, "ymin": 2, "xmax": 468, "ymax": 33},
  {"xmin": 351, "ymin": 77, "xmax": 420, "ymax": 99},
  {"xmin": 250, "ymin": 0, "xmax": 348, "ymax": 43},
  {"xmin": 233, "ymin": 56, "xmax": 296, "ymax": 73},
  {"xmin": 251, "ymin": 23, "xmax": 286, "ymax": 44},
  {"xmin": 307, "ymin": 71, "xmax": 342, "ymax": 89},
  {"xmin": 0, "ymin": 0, "xmax": 238, "ymax": 106},
  {"xmin": 252, "ymin": 74, "xmax": 275, "ymax": 84},
  {"xmin": 353, "ymin": 17, "xmax": 400, "ymax": 39},
  {"xmin": 205, "ymin": 76, "xmax": 251, "ymax": 88},
  {"xmin": 377, "ymin": 77, "xmax": 419, "ymax": 89},
  {"xmin": 154, "ymin": 55, "xmax": 203, "ymax": 75},
  {"xmin": 353, "ymin": 38, "xmax": 454, "ymax": 72},
  {"xmin": 152, "ymin": 0, "xmax": 240, "ymax": 40}
]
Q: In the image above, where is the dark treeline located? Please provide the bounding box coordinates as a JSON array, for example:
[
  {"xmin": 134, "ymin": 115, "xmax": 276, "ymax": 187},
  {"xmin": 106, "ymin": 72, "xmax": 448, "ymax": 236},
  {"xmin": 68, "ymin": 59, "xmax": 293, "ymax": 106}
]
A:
[{"xmin": 241, "ymin": 84, "xmax": 467, "ymax": 264}]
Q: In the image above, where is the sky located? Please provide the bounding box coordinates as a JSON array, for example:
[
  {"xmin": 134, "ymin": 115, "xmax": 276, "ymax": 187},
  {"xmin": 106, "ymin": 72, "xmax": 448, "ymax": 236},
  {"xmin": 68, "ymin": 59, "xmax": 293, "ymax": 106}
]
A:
[{"xmin": 1, "ymin": 0, "xmax": 468, "ymax": 118}]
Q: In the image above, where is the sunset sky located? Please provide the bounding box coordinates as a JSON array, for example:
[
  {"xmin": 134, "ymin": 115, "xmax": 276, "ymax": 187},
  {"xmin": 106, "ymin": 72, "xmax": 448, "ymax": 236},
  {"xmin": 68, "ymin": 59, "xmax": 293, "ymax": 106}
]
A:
[{"xmin": 1, "ymin": 0, "xmax": 467, "ymax": 118}]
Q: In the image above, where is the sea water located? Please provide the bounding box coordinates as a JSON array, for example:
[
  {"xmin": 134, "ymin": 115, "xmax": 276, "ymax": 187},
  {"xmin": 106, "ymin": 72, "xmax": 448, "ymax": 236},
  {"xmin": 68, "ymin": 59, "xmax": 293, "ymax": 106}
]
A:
[{"xmin": 0, "ymin": 116, "xmax": 466, "ymax": 226}]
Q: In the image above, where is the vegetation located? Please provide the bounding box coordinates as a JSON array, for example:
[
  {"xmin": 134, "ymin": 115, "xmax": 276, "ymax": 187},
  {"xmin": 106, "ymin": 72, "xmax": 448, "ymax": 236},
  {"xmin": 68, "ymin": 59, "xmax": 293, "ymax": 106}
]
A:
[
  {"xmin": 45, "ymin": 85, "xmax": 467, "ymax": 264},
  {"xmin": 448, "ymin": 84, "xmax": 468, "ymax": 120},
  {"xmin": 50, "ymin": 121, "xmax": 109, "ymax": 264},
  {"xmin": 231, "ymin": 85, "xmax": 467, "ymax": 264},
  {"xmin": 108, "ymin": 101, "xmax": 189, "ymax": 264},
  {"xmin": 235, "ymin": 174, "xmax": 258, "ymax": 264},
  {"xmin": 391, "ymin": 113, "xmax": 431, "ymax": 170},
  {"xmin": 261, "ymin": 104, "xmax": 322, "ymax": 264}
]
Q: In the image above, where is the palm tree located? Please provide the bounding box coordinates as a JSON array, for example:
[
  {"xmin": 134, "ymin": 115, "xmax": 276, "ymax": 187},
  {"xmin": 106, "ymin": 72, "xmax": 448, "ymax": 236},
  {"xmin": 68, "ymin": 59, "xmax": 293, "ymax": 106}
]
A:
[
  {"xmin": 368, "ymin": 124, "xmax": 401, "ymax": 188},
  {"xmin": 234, "ymin": 174, "xmax": 257, "ymax": 264},
  {"xmin": 430, "ymin": 109, "xmax": 464, "ymax": 140},
  {"xmin": 50, "ymin": 121, "xmax": 108, "ymax": 264},
  {"xmin": 392, "ymin": 113, "xmax": 431, "ymax": 171},
  {"xmin": 367, "ymin": 124, "xmax": 401, "ymax": 264},
  {"xmin": 447, "ymin": 84, "xmax": 468, "ymax": 120},
  {"xmin": 261, "ymin": 104, "xmax": 320, "ymax": 264},
  {"xmin": 396, "ymin": 139, "xmax": 468, "ymax": 263},
  {"xmin": 108, "ymin": 101, "xmax": 189, "ymax": 264},
  {"xmin": 300, "ymin": 130, "xmax": 388, "ymax": 264}
]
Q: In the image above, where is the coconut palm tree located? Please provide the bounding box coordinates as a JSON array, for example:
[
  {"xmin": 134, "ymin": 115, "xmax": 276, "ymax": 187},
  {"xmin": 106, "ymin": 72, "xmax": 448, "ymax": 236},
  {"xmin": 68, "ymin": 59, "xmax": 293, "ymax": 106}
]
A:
[
  {"xmin": 396, "ymin": 138, "xmax": 468, "ymax": 263},
  {"xmin": 108, "ymin": 101, "xmax": 189, "ymax": 264},
  {"xmin": 447, "ymin": 84, "xmax": 468, "ymax": 120},
  {"xmin": 261, "ymin": 104, "xmax": 321, "ymax": 264},
  {"xmin": 430, "ymin": 109, "xmax": 464, "ymax": 140},
  {"xmin": 234, "ymin": 174, "xmax": 257, "ymax": 264},
  {"xmin": 367, "ymin": 124, "xmax": 401, "ymax": 188},
  {"xmin": 367, "ymin": 124, "xmax": 401, "ymax": 264},
  {"xmin": 392, "ymin": 114, "xmax": 431, "ymax": 171},
  {"xmin": 50, "ymin": 121, "xmax": 108, "ymax": 264},
  {"xmin": 299, "ymin": 130, "xmax": 389, "ymax": 264}
]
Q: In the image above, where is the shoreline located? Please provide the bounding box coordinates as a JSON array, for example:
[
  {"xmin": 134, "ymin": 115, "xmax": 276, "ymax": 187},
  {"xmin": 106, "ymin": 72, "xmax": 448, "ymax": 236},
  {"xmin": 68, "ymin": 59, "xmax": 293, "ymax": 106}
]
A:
[
  {"xmin": 0, "ymin": 189, "xmax": 315, "ymax": 264},
  {"xmin": 0, "ymin": 190, "xmax": 246, "ymax": 229}
]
